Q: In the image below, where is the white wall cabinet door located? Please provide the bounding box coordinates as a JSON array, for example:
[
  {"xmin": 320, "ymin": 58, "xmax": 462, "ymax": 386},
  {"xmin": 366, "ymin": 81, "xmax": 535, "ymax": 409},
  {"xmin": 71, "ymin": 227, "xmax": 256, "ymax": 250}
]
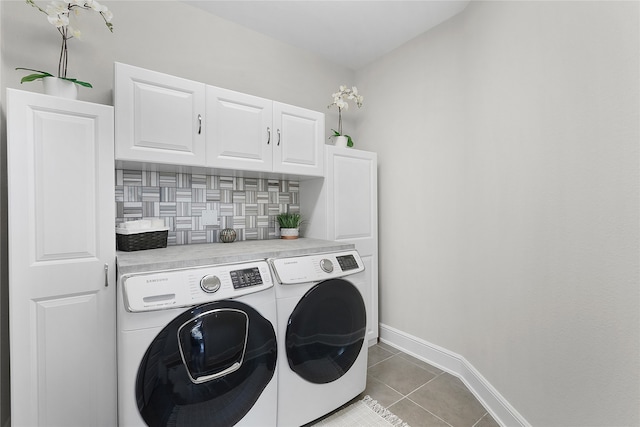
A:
[
  {"xmin": 273, "ymin": 102, "xmax": 324, "ymax": 177},
  {"xmin": 327, "ymin": 147, "xmax": 378, "ymax": 345},
  {"xmin": 114, "ymin": 62, "xmax": 206, "ymax": 165},
  {"xmin": 301, "ymin": 147, "xmax": 379, "ymax": 345},
  {"xmin": 7, "ymin": 89, "xmax": 116, "ymax": 427},
  {"xmin": 207, "ymin": 89, "xmax": 324, "ymax": 176},
  {"xmin": 206, "ymin": 86, "xmax": 273, "ymax": 171}
]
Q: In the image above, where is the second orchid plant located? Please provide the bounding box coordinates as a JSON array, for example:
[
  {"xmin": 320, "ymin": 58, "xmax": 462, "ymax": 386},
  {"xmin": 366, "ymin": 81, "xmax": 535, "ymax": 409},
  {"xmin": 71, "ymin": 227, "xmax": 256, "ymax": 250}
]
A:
[{"xmin": 328, "ymin": 85, "xmax": 363, "ymax": 147}]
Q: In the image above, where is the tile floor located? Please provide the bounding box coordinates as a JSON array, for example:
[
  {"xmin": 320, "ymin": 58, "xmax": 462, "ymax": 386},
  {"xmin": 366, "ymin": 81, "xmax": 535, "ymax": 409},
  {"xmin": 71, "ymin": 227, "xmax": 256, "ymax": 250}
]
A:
[{"xmin": 334, "ymin": 342, "xmax": 501, "ymax": 427}]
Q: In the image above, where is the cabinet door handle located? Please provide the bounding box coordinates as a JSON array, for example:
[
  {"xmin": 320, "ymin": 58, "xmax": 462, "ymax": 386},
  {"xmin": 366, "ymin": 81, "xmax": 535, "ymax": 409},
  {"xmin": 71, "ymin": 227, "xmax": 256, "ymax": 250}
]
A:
[
  {"xmin": 267, "ymin": 127, "xmax": 271, "ymax": 145},
  {"xmin": 277, "ymin": 129, "xmax": 281, "ymax": 146},
  {"xmin": 197, "ymin": 114, "xmax": 202, "ymax": 135},
  {"xmin": 104, "ymin": 263, "xmax": 109, "ymax": 287}
]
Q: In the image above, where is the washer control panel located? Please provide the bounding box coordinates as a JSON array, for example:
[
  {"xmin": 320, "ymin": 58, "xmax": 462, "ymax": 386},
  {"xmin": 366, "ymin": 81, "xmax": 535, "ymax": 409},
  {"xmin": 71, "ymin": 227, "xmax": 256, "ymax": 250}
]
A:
[
  {"xmin": 269, "ymin": 250, "xmax": 364, "ymax": 285},
  {"xmin": 122, "ymin": 260, "xmax": 272, "ymax": 312},
  {"xmin": 230, "ymin": 266, "xmax": 264, "ymax": 289}
]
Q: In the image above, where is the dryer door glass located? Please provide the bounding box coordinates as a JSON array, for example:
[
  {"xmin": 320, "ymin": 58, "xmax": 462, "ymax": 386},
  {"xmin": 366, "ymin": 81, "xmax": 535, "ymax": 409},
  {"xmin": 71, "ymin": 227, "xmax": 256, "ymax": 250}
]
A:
[
  {"xmin": 136, "ymin": 300, "xmax": 277, "ymax": 427},
  {"xmin": 286, "ymin": 279, "xmax": 366, "ymax": 384}
]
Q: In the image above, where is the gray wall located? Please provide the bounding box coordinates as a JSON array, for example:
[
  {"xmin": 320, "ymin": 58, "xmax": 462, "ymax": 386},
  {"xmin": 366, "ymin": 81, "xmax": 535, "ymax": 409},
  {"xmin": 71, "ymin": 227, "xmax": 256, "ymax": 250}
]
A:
[
  {"xmin": 356, "ymin": 1, "xmax": 639, "ymax": 425},
  {"xmin": 0, "ymin": 1, "xmax": 354, "ymax": 425}
]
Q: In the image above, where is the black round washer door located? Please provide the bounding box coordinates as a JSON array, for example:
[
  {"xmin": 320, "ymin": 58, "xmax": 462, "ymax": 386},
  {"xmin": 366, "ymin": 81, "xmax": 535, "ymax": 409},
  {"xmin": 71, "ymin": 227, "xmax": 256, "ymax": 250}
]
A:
[
  {"xmin": 286, "ymin": 279, "xmax": 366, "ymax": 384},
  {"xmin": 136, "ymin": 300, "xmax": 277, "ymax": 427}
]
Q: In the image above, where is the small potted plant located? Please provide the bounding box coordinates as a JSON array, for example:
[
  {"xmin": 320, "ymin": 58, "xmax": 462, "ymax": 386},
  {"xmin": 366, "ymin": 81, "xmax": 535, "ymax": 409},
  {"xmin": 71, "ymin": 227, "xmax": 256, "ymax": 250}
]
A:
[
  {"xmin": 327, "ymin": 85, "xmax": 364, "ymax": 148},
  {"xmin": 277, "ymin": 212, "xmax": 302, "ymax": 240},
  {"xmin": 17, "ymin": 0, "xmax": 114, "ymax": 98}
]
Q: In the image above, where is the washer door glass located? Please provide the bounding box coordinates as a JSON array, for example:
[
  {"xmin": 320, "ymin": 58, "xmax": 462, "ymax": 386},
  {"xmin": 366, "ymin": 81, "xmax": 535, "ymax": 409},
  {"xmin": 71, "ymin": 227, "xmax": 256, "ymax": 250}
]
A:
[
  {"xmin": 286, "ymin": 279, "xmax": 366, "ymax": 384},
  {"xmin": 136, "ymin": 300, "xmax": 276, "ymax": 427},
  {"xmin": 177, "ymin": 308, "xmax": 248, "ymax": 384}
]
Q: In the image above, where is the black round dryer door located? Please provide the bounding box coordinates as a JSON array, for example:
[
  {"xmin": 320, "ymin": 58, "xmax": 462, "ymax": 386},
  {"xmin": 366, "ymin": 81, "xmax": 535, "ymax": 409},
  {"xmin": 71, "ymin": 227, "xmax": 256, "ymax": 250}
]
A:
[
  {"xmin": 286, "ymin": 278, "xmax": 366, "ymax": 384},
  {"xmin": 136, "ymin": 300, "xmax": 277, "ymax": 427}
]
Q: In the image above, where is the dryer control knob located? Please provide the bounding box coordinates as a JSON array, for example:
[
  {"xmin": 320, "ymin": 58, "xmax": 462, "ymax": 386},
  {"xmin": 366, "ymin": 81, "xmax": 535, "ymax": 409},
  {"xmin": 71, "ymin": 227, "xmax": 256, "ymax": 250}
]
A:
[
  {"xmin": 320, "ymin": 259, "xmax": 334, "ymax": 273},
  {"xmin": 200, "ymin": 275, "xmax": 221, "ymax": 293}
]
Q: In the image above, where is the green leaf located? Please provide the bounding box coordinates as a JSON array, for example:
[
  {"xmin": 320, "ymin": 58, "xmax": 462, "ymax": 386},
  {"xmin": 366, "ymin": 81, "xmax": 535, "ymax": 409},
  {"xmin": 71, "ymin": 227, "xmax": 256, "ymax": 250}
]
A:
[
  {"xmin": 19, "ymin": 73, "xmax": 51, "ymax": 83},
  {"xmin": 276, "ymin": 212, "xmax": 302, "ymax": 228},
  {"xmin": 62, "ymin": 78, "xmax": 93, "ymax": 88},
  {"xmin": 347, "ymin": 135, "xmax": 354, "ymax": 147},
  {"xmin": 16, "ymin": 67, "xmax": 52, "ymax": 75}
]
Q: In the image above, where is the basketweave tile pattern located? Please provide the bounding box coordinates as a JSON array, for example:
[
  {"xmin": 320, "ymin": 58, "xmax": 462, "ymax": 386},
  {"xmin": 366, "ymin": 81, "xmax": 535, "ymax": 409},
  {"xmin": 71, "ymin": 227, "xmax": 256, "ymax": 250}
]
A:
[{"xmin": 115, "ymin": 170, "xmax": 299, "ymax": 245}]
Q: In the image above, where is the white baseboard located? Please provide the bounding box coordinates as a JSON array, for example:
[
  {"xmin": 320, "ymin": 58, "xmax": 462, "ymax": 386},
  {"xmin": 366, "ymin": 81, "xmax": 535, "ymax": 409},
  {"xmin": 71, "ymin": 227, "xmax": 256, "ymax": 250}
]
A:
[{"xmin": 379, "ymin": 323, "xmax": 530, "ymax": 427}]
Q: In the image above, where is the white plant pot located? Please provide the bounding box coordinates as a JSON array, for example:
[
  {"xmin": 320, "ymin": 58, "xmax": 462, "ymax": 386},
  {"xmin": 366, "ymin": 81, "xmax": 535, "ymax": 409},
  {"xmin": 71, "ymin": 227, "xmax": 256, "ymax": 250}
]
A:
[
  {"xmin": 334, "ymin": 135, "xmax": 349, "ymax": 148},
  {"xmin": 42, "ymin": 77, "xmax": 78, "ymax": 100},
  {"xmin": 280, "ymin": 228, "xmax": 299, "ymax": 240}
]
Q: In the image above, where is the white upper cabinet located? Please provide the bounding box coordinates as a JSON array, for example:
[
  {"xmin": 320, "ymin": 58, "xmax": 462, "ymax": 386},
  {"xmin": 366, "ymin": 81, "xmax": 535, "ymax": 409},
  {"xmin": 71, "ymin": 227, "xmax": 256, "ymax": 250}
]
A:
[
  {"xmin": 114, "ymin": 62, "xmax": 206, "ymax": 166},
  {"xmin": 273, "ymin": 102, "xmax": 324, "ymax": 176},
  {"xmin": 206, "ymin": 86, "xmax": 273, "ymax": 171},
  {"xmin": 115, "ymin": 63, "xmax": 324, "ymax": 177},
  {"xmin": 207, "ymin": 86, "xmax": 324, "ymax": 176}
]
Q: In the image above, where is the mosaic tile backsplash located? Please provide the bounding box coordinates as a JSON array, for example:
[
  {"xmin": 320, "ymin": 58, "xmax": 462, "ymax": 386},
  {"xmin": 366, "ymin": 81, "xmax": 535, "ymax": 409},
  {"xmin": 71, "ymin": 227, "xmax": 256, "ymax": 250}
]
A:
[{"xmin": 115, "ymin": 170, "xmax": 299, "ymax": 245}]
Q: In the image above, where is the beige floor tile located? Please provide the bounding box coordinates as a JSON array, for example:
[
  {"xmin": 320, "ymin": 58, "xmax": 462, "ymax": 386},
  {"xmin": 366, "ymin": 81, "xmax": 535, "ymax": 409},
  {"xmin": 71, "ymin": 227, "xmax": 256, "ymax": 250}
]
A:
[
  {"xmin": 377, "ymin": 341, "xmax": 401, "ymax": 354},
  {"xmin": 439, "ymin": 372, "xmax": 467, "ymax": 390},
  {"xmin": 362, "ymin": 375, "xmax": 404, "ymax": 408},
  {"xmin": 408, "ymin": 374, "xmax": 487, "ymax": 427},
  {"xmin": 388, "ymin": 398, "xmax": 450, "ymax": 427},
  {"xmin": 368, "ymin": 355, "xmax": 437, "ymax": 395},
  {"xmin": 368, "ymin": 344, "xmax": 395, "ymax": 367},
  {"xmin": 397, "ymin": 352, "xmax": 444, "ymax": 376}
]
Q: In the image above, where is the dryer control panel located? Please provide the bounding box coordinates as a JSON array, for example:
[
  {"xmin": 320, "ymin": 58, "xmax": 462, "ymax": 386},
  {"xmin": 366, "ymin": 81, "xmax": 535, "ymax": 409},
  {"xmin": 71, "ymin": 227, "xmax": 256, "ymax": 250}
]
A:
[
  {"xmin": 122, "ymin": 260, "xmax": 273, "ymax": 312},
  {"xmin": 269, "ymin": 250, "xmax": 364, "ymax": 285}
]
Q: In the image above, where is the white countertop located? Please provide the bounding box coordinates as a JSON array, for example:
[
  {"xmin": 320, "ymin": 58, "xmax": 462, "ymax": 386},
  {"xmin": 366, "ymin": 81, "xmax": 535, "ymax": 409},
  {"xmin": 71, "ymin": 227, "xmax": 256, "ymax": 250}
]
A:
[{"xmin": 116, "ymin": 238, "xmax": 354, "ymax": 275}]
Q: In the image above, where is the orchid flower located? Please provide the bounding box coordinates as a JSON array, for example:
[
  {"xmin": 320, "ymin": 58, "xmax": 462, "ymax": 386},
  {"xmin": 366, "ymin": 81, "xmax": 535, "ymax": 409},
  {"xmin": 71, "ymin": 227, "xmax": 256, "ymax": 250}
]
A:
[
  {"xmin": 327, "ymin": 85, "xmax": 364, "ymax": 146},
  {"xmin": 18, "ymin": 0, "xmax": 114, "ymax": 88}
]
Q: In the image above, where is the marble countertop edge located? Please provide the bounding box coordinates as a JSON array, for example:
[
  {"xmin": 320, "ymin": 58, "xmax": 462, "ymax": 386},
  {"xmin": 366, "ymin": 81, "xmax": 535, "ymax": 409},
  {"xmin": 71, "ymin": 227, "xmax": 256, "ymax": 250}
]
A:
[{"xmin": 116, "ymin": 238, "xmax": 354, "ymax": 275}]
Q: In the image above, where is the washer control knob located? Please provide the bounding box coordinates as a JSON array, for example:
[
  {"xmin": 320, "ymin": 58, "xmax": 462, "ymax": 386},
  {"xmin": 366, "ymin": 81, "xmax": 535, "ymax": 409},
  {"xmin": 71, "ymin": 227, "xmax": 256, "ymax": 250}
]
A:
[
  {"xmin": 320, "ymin": 259, "xmax": 334, "ymax": 273},
  {"xmin": 200, "ymin": 275, "xmax": 221, "ymax": 293}
]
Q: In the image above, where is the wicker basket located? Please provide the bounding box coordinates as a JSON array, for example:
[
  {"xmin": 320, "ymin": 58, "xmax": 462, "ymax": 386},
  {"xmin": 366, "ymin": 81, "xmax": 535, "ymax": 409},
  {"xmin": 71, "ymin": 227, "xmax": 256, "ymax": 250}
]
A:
[{"xmin": 116, "ymin": 228, "xmax": 168, "ymax": 252}]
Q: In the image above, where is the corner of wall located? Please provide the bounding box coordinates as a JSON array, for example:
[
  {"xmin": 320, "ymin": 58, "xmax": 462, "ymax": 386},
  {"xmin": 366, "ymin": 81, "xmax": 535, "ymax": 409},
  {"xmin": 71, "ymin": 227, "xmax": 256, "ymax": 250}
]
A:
[{"xmin": 379, "ymin": 324, "xmax": 531, "ymax": 427}]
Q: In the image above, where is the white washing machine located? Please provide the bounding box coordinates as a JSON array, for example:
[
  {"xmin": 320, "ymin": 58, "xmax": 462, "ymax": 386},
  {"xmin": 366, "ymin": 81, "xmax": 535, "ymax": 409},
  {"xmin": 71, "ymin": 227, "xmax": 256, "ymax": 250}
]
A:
[
  {"xmin": 269, "ymin": 249, "xmax": 367, "ymax": 427},
  {"xmin": 117, "ymin": 260, "xmax": 277, "ymax": 427}
]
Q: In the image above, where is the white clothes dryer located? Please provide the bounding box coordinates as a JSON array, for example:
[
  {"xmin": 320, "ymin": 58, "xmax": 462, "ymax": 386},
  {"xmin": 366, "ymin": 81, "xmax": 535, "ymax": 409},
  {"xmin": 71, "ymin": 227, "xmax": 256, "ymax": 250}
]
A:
[
  {"xmin": 269, "ymin": 249, "xmax": 367, "ymax": 427},
  {"xmin": 117, "ymin": 260, "xmax": 277, "ymax": 427}
]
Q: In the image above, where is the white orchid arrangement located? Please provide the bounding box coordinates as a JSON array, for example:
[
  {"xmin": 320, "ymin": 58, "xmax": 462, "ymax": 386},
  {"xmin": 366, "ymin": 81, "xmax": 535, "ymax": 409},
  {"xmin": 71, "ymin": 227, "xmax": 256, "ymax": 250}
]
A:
[
  {"xmin": 328, "ymin": 85, "xmax": 364, "ymax": 147},
  {"xmin": 17, "ymin": 0, "xmax": 114, "ymax": 88}
]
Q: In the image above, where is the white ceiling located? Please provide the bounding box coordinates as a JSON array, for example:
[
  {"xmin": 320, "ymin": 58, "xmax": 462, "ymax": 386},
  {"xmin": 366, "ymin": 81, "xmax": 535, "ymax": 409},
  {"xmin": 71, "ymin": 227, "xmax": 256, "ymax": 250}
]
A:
[{"xmin": 183, "ymin": 1, "xmax": 470, "ymax": 70}]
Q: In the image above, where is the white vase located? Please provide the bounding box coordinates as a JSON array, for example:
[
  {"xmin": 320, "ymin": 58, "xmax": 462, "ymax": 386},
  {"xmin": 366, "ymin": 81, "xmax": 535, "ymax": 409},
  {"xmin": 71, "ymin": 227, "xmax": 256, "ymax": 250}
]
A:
[
  {"xmin": 334, "ymin": 135, "xmax": 349, "ymax": 148},
  {"xmin": 280, "ymin": 228, "xmax": 299, "ymax": 240},
  {"xmin": 42, "ymin": 77, "xmax": 78, "ymax": 100}
]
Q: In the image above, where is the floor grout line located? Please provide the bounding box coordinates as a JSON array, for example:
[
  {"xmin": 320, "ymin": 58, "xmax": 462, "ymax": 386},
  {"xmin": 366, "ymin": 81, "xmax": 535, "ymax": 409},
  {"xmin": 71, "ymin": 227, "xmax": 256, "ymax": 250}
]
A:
[
  {"xmin": 471, "ymin": 412, "xmax": 491, "ymax": 427},
  {"xmin": 403, "ymin": 394, "xmax": 455, "ymax": 427},
  {"xmin": 366, "ymin": 351, "xmax": 397, "ymax": 369}
]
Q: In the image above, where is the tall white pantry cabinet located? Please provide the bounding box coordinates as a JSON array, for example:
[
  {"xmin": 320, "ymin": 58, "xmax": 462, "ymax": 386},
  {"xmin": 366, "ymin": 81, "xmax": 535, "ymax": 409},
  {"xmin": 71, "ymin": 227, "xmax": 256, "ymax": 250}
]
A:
[
  {"xmin": 6, "ymin": 89, "xmax": 116, "ymax": 427},
  {"xmin": 301, "ymin": 146, "xmax": 379, "ymax": 345}
]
